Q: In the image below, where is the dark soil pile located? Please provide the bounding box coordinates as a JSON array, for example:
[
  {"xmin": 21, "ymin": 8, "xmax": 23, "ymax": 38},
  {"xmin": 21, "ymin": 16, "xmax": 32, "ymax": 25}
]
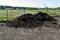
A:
[{"xmin": 7, "ymin": 12, "xmax": 58, "ymax": 28}]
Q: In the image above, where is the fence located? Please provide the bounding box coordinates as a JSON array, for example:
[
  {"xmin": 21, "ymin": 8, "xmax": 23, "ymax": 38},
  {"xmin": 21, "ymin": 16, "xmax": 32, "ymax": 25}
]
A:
[{"xmin": 0, "ymin": 8, "xmax": 60, "ymax": 22}]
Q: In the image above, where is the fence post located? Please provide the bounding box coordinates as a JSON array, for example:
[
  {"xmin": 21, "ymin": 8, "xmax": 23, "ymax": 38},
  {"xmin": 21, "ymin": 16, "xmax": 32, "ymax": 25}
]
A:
[
  {"xmin": 24, "ymin": 8, "xmax": 26, "ymax": 14},
  {"xmin": 54, "ymin": 8, "xmax": 56, "ymax": 16},
  {"xmin": 37, "ymin": 5, "xmax": 39, "ymax": 12},
  {"xmin": 6, "ymin": 9, "xmax": 9, "ymax": 22},
  {"xmin": 47, "ymin": 7, "xmax": 48, "ymax": 13},
  {"xmin": 43, "ymin": 3, "xmax": 46, "ymax": 13},
  {"xmin": 55, "ymin": 8, "xmax": 56, "ymax": 16}
]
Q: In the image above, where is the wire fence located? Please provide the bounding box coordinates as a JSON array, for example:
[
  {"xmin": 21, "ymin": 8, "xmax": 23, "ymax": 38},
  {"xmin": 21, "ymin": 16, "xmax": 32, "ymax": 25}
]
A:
[{"xmin": 0, "ymin": 8, "xmax": 60, "ymax": 22}]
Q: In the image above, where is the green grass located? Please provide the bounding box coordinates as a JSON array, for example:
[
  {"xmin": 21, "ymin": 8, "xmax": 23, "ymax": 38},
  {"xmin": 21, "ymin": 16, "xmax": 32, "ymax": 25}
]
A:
[{"xmin": 0, "ymin": 9, "xmax": 60, "ymax": 21}]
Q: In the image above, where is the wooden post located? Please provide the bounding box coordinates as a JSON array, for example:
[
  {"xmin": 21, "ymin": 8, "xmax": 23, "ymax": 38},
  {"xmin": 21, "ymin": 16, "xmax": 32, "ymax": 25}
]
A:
[
  {"xmin": 24, "ymin": 8, "xmax": 26, "ymax": 14},
  {"xmin": 6, "ymin": 9, "xmax": 9, "ymax": 22}
]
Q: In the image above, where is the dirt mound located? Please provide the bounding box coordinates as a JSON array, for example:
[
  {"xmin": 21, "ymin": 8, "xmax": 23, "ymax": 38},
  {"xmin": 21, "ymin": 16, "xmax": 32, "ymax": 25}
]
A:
[{"xmin": 7, "ymin": 12, "xmax": 58, "ymax": 28}]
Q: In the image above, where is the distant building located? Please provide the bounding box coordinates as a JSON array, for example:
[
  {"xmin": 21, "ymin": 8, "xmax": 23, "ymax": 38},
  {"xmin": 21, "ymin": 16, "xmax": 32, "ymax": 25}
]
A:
[
  {"xmin": 0, "ymin": 6, "xmax": 5, "ymax": 10},
  {"xmin": 16, "ymin": 7, "xmax": 25, "ymax": 10},
  {"xmin": 4, "ymin": 6, "xmax": 16, "ymax": 10},
  {"xmin": 5, "ymin": 8, "xmax": 14, "ymax": 10}
]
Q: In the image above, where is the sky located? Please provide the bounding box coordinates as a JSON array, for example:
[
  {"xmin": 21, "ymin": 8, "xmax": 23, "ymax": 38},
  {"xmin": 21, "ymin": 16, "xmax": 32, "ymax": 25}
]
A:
[{"xmin": 0, "ymin": 0, "xmax": 60, "ymax": 8}]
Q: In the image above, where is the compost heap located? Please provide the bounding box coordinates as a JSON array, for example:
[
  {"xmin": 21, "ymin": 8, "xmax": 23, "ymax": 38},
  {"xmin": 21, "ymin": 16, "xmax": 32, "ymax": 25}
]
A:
[{"xmin": 7, "ymin": 12, "xmax": 58, "ymax": 28}]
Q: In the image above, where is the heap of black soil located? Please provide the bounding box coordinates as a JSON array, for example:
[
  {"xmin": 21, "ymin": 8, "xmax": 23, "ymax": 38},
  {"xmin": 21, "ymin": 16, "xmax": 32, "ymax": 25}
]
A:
[{"xmin": 7, "ymin": 12, "xmax": 58, "ymax": 28}]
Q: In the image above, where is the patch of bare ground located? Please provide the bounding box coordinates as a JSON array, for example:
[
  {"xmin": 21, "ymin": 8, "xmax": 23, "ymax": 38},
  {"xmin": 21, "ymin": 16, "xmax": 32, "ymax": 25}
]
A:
[
  {"xmin": 0, "ymin": 20, "xmax": 60, "ymax": 40},
  {"xmin": 0, "ymin": 13, "xmax": 60, "ymax": 40}
]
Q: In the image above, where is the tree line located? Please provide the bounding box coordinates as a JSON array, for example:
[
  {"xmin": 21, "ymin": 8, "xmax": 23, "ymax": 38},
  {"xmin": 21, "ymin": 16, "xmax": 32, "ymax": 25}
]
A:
[{"xmin": 0, "ymin": 5, "xmax": 60, "ymax": 10}]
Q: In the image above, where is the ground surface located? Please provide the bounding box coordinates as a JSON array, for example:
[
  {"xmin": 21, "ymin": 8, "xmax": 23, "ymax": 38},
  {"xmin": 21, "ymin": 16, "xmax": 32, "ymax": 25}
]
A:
[{"xmin": 0, "ymin": 17, "xmax": 60, "ymax": 40}]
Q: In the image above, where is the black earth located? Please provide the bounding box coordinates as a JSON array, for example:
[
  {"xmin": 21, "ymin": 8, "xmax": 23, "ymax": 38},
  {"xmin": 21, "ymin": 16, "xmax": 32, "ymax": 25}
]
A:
[{"xmin": 7, "ymin": 12, "xmax": 58, "ymax": 28}]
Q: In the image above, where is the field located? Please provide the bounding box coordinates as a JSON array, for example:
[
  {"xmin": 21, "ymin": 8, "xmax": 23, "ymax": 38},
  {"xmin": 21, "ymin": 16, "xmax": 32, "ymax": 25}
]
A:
[{"xmin": 0, "ymin": 9, "xmax": 60, "ymax": 21}]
